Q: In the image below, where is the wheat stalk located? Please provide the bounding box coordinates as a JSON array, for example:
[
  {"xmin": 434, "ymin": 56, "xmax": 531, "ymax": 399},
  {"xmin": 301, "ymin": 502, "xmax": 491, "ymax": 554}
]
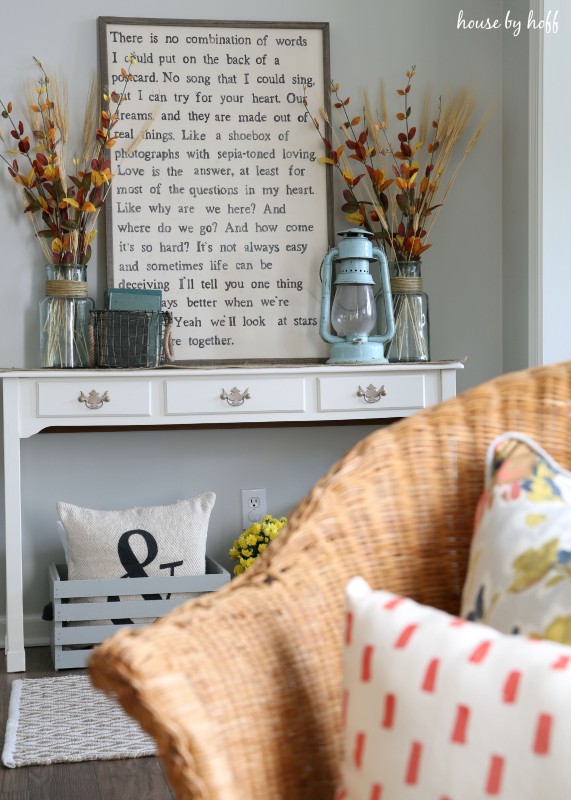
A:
[
  {"xmin": 127, "ymin": 104, "xmax": 160, "ymax": 153},
  {"xmin": 419, "ymin": 90, "xmax": 477, "ymax": 239},
  {"xmin": 80, "ymin": 75, "xmax": 99, "ymax": 169},
  {"xmin": 419, "ymin": 87, "xmax": 432, "ymax": 145},
  {"xmin": 51, "ymin": 72, "xmax": 69, "ymax": 194}
]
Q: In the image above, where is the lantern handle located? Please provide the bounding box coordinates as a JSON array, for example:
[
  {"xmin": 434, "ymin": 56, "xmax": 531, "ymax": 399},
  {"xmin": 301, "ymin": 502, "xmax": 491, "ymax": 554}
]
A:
[
  {"xmin": 319, "ymin": 247, "xmax": 345, "ymax": 345},
  {"xmin": 369, "ymin": 247, "xmax": 395, "ymax": 344}
]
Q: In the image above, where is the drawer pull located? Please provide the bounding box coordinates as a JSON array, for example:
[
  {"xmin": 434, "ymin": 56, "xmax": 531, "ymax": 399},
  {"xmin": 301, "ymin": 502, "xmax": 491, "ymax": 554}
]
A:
[
  {"xmin": 357, "ymin": 384, "xmax": 387, "ymax": 404},
  {"xmin": 220, "ymin": 387, "xmax": 250, "ymax": 407},
  {"xmin": 78, "ymin": 389, "xmax": 110, "ymax": 410}
]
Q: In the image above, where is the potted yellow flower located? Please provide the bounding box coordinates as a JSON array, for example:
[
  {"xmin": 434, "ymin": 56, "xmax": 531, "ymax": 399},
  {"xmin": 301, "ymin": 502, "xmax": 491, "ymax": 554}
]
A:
[{"xmin": 229, "ymin": 515, "xmax": 288, "ymax": 575}]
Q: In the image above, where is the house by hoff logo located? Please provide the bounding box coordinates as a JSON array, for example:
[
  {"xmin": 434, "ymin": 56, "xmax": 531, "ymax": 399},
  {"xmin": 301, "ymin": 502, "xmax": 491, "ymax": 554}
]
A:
[{"xmin": 457, "ymin": 9, "xmax": 559, "ymax": 37}]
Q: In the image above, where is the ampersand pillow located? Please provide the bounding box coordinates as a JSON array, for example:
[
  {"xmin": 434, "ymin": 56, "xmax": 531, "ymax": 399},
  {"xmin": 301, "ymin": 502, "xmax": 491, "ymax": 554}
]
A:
[
  {"xmin": 460, "ymin": 432, "xmax": 571, "ymax": 643},
  {"xmin": 338, "ymin": 576, "xmax": 571, "ymax": 800},
  {"xmin": 57, "ymin": 492, "xmax": 215, "ymax": 622}
]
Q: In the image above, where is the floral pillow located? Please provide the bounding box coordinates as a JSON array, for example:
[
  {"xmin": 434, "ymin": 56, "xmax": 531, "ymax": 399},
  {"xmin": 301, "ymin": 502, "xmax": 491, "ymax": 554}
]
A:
[
  {"xmin": 338, "ymin": 577, "xmax": 571, "ymax": 800},
  {"xmin": 460, "ymin": 432, "xmax": 571, "ymax": 643}
]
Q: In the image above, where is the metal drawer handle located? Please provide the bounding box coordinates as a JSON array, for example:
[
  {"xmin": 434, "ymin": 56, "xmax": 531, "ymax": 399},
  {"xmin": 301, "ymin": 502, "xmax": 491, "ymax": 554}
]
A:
[
  {"xmin": 357, "ymin": 384, "xmax": 387, "ymax": 404},
  {"xmin": 78, "ymin": 390, "xmax": 110, "ymax": 410},
  {"xmin": 220, "ymin": 387, "xmax": 251, "ymax": 407}
]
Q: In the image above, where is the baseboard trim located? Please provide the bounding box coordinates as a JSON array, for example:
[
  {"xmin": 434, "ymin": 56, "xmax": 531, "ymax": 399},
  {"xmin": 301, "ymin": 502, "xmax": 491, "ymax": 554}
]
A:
[{"xmin": 1, "ymin": 615, "xmax": 51, "ymax": 649}]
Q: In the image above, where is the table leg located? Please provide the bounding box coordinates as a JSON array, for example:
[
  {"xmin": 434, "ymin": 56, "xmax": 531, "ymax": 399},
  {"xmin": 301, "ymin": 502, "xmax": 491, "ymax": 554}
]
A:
[
  {"xmin": 441, "ymin": 368, "xmax": 458, "ymax": 402},
  {"xmin": 3, "ymin": 380, "xmax": 25, "ymax": 672}
]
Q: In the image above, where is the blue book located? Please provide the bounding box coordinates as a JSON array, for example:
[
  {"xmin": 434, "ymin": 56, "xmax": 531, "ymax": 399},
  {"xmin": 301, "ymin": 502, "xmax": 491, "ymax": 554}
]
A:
[{"xmin": 105, "ymin": 288, "xmax": 162, "ymax": 311}]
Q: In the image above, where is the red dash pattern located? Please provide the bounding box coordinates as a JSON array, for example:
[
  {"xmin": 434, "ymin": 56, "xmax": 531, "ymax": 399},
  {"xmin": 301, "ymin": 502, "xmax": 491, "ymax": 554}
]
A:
[
  {"xmin": 485, "ymin": 755, "xmax": 504, "ymax": 795},
  {"xmin": 502, "ymin": 670, "xmax": 520, "ymax": 704},
  {"xmin": 404, "ymin": 741, "xmax": 422, "ymax": 785},
  {"xmin": 421, "ymin": 657, "xmax": 440, "ymax": 692},
  {"xmin": 468, "ymin": 640, "xmax": 492, "ymax": 664},
  {"xmin": 381, "ymin": 693, "xmax": 396, "ymax": 729},
  {"xmin": 394, "ymin": 623, "xmax": 418, "ymax": 649},
  {"xmin": 533, "ymin": 713, "xmax": 552, "ymax": 755},
  {"xmin": 361, "ymin": 645, "xmax": 374, "ymax": 681},
  {"xmin": 450, "ymin": 704, "xmax": 470, "ymax": 744}
]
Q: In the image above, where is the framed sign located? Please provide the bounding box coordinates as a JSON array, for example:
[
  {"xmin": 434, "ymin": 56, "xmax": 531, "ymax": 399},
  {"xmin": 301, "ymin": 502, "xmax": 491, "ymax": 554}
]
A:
[{"xmin": 98, "ymin": 17, "xmax": 332, "ymax": 364}]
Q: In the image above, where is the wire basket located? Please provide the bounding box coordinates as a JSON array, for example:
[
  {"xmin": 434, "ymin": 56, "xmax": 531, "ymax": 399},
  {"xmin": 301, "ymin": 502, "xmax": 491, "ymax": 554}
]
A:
[{"xmin": 88, "ymin": 310, "xmax": 174, "ymax": 368}]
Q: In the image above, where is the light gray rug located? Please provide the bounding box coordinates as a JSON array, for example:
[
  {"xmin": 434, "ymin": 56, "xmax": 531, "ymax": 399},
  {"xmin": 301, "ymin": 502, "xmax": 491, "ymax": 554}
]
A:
[{"xmin": 2, "ymin": 674, "xmax": 156, "ymax": 768}]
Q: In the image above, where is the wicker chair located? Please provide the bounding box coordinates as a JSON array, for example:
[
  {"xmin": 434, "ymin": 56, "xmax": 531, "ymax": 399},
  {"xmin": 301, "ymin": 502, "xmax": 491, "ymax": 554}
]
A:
[{"xmin": 89, "ymin": 361, "xmax": 571, "ymax": 800}]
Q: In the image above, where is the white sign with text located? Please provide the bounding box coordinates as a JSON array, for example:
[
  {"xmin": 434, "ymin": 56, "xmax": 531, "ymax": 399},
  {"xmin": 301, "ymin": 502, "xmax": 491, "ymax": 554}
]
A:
[{"xmin": 99, "ymin": 18, "xmax": 332, "ymax": 362}]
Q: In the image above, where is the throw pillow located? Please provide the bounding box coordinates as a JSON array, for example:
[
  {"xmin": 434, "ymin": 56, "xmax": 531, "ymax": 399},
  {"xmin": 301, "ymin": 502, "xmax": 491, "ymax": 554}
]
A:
[
  {"xmin": 460, "ymin": 432, "xmax": 571, "ymax": 643},
  {"xmin": 56, "ymin": 519, "xmax": 68, "ymax": 561},
  {"xmin": 57, "ymin": 492, "xmax": 215, "ymax": 623},
  {"xmin": 338, "ymin": 576, "xmax": 571, "ymax": 800}
]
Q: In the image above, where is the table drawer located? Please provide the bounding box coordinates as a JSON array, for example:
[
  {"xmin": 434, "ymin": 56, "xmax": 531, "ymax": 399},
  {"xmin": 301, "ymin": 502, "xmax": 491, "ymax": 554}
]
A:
[
  {"xmin": 36, "ymin": 379, "xmax": 152, "ymax": 417},
  {"xmin": 318, "ymin": 373, "xmax": 426, "ymax": 412},
  {"xmin": 165, "ymin": 377, "xmax": 306, "ymax": 415}
]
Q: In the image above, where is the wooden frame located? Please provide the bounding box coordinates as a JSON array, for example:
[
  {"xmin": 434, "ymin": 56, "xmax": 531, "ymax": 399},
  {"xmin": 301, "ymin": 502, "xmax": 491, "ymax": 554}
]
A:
[{"xmin": 98, "ymin": 17, "xmax": 332, "ymax": 364}]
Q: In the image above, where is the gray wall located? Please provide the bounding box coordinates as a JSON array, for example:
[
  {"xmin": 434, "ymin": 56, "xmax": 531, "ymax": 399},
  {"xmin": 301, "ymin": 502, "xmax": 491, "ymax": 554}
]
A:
[{"xmin": 0, "ymin": 0, "xmax": 506, "ymax": 635}]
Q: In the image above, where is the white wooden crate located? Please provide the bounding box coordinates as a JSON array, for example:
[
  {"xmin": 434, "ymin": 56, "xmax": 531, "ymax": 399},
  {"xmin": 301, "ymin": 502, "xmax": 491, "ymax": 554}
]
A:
[{"xmin": 49, "ymin": 557, "xmax": 230, "ymax": 669}]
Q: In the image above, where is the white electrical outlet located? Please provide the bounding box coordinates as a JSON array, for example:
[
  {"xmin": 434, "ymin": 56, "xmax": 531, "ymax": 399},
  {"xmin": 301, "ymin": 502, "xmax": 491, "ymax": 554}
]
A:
[{"xmin": 241, "ymin": 488, "xmax": 267, "ymax": 530}]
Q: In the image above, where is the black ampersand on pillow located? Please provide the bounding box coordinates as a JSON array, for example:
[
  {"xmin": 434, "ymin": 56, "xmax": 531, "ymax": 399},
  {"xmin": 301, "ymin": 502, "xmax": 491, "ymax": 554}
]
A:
[{"xmin": 108, "ymin": 529, "xmax": 183, "ymax": 624}]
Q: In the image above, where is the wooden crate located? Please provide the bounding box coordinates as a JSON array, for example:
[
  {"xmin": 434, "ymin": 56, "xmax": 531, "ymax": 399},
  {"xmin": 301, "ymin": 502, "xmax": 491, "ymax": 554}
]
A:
[{"xmin": 49, "ymin": 557, "xmax": 230, "ymax": 669}]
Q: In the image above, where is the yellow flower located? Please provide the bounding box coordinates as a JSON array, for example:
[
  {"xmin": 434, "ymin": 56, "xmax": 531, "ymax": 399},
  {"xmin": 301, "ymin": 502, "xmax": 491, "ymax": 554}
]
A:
[{"xmin": 229, "ymin": 514, "xmax": 288, "ymax": 572}]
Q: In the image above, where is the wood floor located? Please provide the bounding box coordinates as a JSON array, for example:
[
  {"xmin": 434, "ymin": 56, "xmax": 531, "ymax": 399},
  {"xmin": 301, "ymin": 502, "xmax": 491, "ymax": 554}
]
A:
[{"xmin": 0, "ymin": 647, "xmax": 175, "ymax": 800}]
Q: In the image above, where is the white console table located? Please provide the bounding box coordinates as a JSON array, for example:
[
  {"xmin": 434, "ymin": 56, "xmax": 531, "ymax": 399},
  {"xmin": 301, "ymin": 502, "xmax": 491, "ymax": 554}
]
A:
[{"xmin": 1, "ymin": 361, "xmax": 462, "ymax": 672}]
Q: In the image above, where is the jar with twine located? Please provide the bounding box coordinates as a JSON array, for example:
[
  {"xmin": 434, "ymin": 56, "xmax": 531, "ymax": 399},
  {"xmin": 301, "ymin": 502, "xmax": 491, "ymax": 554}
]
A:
[
  {"xmin": 384, "ymin": 261, "xmax": 430, "ymax": 362},
  {"xmin": 39, "ymin": 264, "xmax": 94, "ymax": 367}
]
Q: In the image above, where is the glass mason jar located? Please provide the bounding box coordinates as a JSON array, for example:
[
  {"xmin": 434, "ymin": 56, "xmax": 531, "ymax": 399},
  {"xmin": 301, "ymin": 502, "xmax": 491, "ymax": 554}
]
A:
[
  {"xmin": 385, "ymin": 260, "xmax": 430, "ymax": 362},
  {"xmin": 39, "ymin": 264, "xmax": 94, "ymax": 368}
]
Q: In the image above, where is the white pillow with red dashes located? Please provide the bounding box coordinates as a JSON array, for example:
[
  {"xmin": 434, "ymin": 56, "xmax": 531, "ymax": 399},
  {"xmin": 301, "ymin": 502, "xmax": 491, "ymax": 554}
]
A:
[{"xmin": 337, "ymin": 576, "xmax": 571, "ymax": 800}]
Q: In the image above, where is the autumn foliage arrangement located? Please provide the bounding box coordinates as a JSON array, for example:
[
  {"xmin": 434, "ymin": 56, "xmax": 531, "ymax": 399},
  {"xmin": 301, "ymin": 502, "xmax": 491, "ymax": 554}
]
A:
[
  {"xmin": 305, "ymin": 67, "xmax": 486, "ymax": 263},
  {"xmin": 0, "ymin": 56, "xmax": 142, "ymax": 265}
]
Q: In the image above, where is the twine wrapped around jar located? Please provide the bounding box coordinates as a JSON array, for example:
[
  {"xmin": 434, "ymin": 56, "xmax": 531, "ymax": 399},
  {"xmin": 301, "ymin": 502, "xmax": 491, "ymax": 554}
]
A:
[
  {"xmin": 390, "ymin": 276, "xmax": 424, "ymax": 294},
  {"xmin": 44, "ymin": 279, "xmax": 89, "ymax": 298}
]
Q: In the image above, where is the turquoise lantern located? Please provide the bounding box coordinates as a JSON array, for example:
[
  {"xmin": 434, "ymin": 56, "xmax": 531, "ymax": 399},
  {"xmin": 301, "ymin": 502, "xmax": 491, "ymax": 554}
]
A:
[{"xmin": 320, "ymin": 229, "xmax": 395, "ymax": 364}]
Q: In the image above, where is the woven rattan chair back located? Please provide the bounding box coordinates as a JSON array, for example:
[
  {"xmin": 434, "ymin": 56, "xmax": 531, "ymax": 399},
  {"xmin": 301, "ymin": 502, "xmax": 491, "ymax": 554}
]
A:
[{"xmin": 90, "ymin": 361, "xmax": 571, "ymax": 800}]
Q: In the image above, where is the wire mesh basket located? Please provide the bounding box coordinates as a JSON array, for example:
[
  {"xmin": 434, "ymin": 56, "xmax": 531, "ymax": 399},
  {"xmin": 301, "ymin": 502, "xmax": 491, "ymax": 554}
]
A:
[{"xmin": 88, "ymin": 310, "xmax": 174, "ymax": 368}]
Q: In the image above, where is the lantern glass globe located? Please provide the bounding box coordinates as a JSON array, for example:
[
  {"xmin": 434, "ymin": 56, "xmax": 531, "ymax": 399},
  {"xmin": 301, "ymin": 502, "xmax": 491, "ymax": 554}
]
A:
[{"xmin": 331, "ymin": 283, "xmax": 377, "ymax": 338}]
